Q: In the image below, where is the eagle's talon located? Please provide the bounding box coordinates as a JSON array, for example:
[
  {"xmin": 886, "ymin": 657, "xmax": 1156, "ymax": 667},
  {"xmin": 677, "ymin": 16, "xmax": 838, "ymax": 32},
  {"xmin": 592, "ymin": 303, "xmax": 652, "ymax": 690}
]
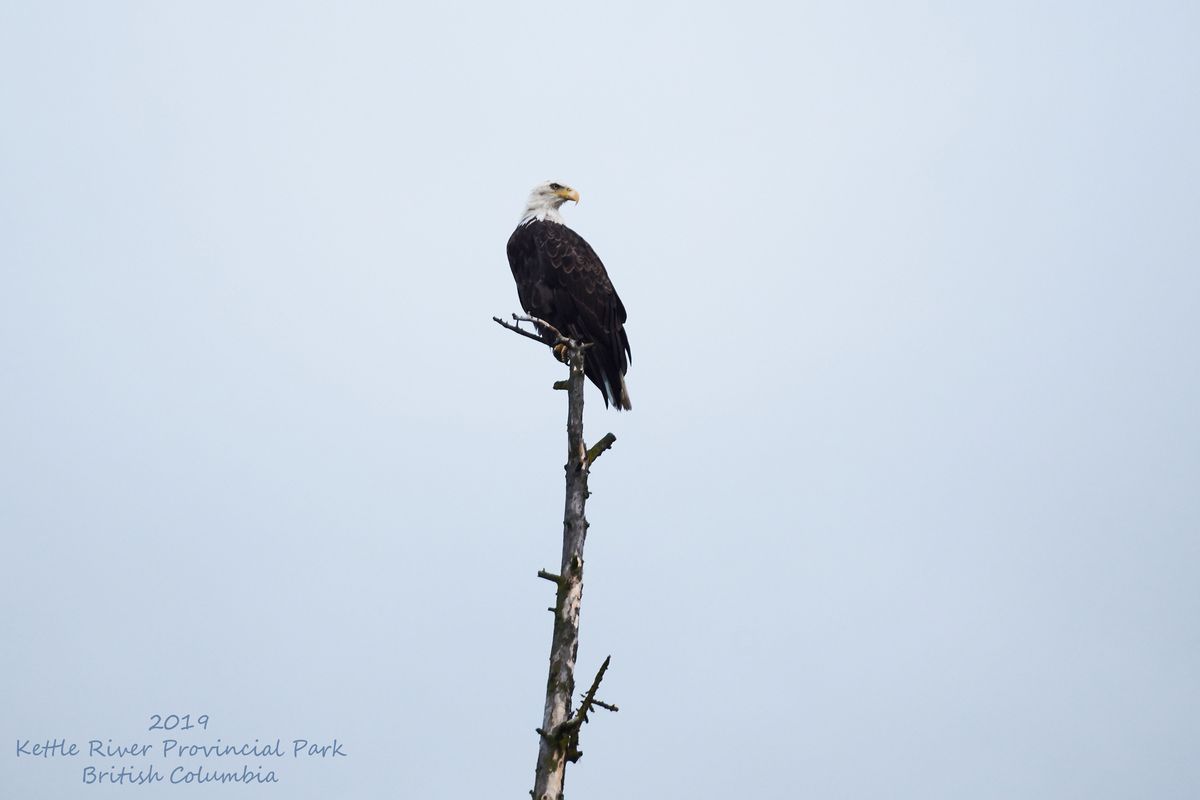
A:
[{"xmin": 552, "ymin": 342, "xmax": 570, "ymax": 364}]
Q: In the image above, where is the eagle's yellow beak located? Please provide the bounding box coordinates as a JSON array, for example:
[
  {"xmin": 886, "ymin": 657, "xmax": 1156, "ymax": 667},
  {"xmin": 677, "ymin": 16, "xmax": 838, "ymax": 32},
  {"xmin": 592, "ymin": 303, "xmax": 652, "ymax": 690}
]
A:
[{"xmin": 556, "ymin": 186, "xmax": 581, "ymax": 203}]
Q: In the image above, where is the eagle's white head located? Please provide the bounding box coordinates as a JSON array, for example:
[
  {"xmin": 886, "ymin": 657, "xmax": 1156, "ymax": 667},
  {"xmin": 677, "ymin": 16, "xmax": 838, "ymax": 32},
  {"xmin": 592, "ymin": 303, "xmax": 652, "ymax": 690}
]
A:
[{"xmin": 520, "ymin": 181, "xmax": 580, "ymax": 225}]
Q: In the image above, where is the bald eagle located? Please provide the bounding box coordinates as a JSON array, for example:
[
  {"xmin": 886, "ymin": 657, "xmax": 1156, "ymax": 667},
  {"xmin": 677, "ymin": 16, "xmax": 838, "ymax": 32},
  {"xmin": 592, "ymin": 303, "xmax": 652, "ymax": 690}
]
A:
[{"xmin": 506, "ymin": 181, "xmax": 632, "ymax": 410}]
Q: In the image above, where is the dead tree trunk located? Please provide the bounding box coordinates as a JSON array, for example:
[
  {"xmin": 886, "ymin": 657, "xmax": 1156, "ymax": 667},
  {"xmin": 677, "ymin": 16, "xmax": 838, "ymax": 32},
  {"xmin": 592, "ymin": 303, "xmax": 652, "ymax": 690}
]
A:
[{"xmin": 493, "ymin": 314, "xmax": 619, "ymax": 800}]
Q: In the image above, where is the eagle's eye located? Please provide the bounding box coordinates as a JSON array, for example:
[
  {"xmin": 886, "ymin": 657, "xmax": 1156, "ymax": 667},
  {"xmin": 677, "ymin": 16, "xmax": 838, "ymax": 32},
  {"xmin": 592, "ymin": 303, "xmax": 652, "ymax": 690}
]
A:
[{"xmin": 548, "ymin": 183, "xmax": 563, "ymax": 191}]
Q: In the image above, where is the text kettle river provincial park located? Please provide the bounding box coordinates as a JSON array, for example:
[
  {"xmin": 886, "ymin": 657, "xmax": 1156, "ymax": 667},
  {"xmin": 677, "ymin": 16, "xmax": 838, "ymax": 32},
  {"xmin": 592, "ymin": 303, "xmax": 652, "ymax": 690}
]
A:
[{"xmin": 14, "ymin": 715, "xmax": 347, "ymax": 787}]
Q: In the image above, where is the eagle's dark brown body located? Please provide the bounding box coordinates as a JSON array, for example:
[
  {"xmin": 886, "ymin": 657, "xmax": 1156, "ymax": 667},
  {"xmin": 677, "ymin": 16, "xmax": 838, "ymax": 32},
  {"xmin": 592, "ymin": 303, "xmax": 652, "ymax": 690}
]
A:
[{"xmin": 506, "ymin": 219, "xmax": 632, "ymax": 409}]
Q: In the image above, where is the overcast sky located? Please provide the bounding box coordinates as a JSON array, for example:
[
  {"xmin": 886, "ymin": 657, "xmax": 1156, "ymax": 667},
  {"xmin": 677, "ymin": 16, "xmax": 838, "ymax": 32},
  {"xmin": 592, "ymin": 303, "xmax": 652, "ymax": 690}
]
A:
[{"xmin": 3, "ymin": 2, "xmax": 1198, "ymax": 798}]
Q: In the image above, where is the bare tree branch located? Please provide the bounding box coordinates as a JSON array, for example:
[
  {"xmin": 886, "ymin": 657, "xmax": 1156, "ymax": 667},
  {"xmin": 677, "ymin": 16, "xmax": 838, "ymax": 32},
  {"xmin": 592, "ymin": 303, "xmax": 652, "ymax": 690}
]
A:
[
  {"xmin": 492, "ymin": 315, "xmax": 550, "ymax": 346},
  {"xmin": 496, "ymin": 311, "xmax": 620, "ymax": 800},
  {"xmin": 553, "ymin": 656, "xmax": 612, "ymax": 737},
  {"xmin": 493, "ymin": 313, "xmax": 595, "ymax": 350},
  {"xmin": 586, "ymin": 433, "xmax": 617, "ymax": 466}
]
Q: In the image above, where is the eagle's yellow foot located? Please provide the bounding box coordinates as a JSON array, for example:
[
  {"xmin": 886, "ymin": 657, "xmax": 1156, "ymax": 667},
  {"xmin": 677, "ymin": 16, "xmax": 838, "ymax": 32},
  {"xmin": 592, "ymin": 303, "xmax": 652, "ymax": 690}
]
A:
[{"xmin": 552, "ymin": 342, "xmax": 570, "ymax": 363}]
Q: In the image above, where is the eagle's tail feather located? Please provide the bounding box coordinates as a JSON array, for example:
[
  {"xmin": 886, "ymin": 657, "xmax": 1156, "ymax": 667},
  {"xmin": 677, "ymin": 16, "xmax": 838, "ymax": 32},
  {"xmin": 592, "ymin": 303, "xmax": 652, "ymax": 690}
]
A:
[
  {"xmin": 617, "ymin": 375, "xmax": 632, "ymax": 411},
  {"xmin": 587, "ymin": 360, "xmax": 631, "ymax": 411}
]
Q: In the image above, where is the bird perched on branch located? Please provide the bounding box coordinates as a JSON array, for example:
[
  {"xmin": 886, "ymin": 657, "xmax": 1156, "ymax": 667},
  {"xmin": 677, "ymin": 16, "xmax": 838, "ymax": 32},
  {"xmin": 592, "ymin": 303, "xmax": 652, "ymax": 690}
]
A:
[{"xmin": 506, "ymin": 181, "xmax": 633, "ymax": 410}]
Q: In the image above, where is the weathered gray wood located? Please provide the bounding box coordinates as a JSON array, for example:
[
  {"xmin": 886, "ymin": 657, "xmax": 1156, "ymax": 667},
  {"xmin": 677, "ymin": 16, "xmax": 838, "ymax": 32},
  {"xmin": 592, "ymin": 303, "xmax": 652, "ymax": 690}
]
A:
[
  {"xmin": 532, "ymin": 341, "xmax": 589, "ymax": 800},
  {"xmin": 493, "ymin": 313, "xmax": 618, "ymax": 800}
]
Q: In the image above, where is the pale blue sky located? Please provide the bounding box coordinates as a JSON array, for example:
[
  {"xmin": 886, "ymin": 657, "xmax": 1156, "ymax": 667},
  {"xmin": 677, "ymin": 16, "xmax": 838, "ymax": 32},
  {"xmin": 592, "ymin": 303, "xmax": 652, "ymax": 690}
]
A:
[{"xmin": 2, "ymin": 2, "xmax": 1198, "ymax": 797}]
